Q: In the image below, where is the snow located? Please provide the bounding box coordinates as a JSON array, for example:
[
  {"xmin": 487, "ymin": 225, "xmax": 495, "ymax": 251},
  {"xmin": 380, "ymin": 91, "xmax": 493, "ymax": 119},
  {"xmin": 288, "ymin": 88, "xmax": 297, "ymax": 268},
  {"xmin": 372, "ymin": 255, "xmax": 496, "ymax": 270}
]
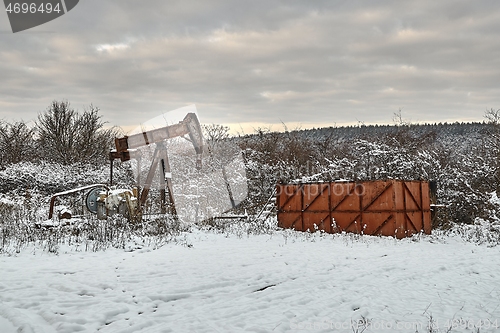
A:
[
  {"xmin": 490, "ymin": 191, "xmax": 500, "ymax": 207},
  {"xmin": 1, "ymin": 230, "xmax": 500, "ymax": 333}
]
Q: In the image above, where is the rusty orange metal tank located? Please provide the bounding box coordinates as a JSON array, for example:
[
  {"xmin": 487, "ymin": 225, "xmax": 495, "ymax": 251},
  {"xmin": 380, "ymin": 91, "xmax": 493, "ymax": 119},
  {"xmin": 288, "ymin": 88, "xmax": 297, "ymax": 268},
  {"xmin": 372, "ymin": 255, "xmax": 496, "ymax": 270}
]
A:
[{"xmin": 276, "ymin": 180, "xmax": 431, "ymax": 239}]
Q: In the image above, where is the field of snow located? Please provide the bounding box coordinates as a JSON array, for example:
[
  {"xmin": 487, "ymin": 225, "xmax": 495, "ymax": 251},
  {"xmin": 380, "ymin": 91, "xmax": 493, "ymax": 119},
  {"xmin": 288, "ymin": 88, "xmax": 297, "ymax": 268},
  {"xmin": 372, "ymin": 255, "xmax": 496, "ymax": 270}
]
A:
[{"xmin": 1, "ymin": 229, "xmax": 500, "ymax": 333}]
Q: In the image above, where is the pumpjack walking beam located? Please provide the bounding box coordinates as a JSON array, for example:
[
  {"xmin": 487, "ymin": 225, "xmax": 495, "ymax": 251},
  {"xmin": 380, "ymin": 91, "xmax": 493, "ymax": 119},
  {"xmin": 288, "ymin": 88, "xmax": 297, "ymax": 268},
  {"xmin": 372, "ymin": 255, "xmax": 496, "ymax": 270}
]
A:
[{"xmin": 113, "ymin": 113, "xmax": 203, "ymax": 167}]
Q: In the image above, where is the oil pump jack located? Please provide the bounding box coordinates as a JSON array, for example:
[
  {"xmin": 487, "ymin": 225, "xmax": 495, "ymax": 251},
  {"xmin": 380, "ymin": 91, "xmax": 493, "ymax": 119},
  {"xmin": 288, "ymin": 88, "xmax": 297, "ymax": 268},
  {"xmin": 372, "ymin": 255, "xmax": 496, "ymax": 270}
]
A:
[{"xmin": 48, "ymin": 112, "xmax": 204, "ymax": 221}]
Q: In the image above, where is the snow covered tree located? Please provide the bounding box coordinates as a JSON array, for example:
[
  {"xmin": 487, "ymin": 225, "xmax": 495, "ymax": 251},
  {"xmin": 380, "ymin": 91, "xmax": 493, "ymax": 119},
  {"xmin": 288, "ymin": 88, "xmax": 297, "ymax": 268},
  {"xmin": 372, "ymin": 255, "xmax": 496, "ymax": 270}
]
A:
[{"xmin": 484, "ymin": 108, "xmax": 500, "ymax": 195}]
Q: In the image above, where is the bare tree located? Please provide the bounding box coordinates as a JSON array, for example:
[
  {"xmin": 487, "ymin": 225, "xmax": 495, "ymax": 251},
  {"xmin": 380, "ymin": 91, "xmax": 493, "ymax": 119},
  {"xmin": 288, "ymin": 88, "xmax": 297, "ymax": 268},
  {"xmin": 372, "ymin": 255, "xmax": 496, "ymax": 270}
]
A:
[
  {"xmin": 203, "ymin": 124, "xmax": 229, "ymax": 149},
  {"xmin": 202, "ymin": 123, "xmax": 239, "ymax": 169},
  {"xmin": 485, "ymin": 108, "xmax": 500, "ymax": 124},
  {"xmin": 36, "ymin": 101, "xmax": 117, "ymax": 165},
  {"xmin": 392, "ymin": 108, "xmax": 411, "ymax": 126},
  {"xmin": 0, "ymin": 120, "xmax": 36, "ymax": 167}
]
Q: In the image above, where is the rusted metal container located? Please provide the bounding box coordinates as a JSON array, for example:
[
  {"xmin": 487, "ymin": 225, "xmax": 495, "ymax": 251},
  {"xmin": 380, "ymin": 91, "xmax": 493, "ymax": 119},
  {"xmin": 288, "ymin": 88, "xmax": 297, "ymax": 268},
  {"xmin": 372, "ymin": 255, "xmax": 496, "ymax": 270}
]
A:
[{"xmin": 276, "ymin": 180, "xmax": 431, "ymax": 238}]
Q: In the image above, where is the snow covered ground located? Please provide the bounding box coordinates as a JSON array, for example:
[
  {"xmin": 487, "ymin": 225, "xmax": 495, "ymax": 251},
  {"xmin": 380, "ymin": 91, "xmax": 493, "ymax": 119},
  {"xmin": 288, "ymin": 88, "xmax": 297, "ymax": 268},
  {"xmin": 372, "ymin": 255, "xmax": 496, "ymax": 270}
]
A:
[{"xmin": 1, "ymin": 229, "xmax": 500, "ymax": 333}]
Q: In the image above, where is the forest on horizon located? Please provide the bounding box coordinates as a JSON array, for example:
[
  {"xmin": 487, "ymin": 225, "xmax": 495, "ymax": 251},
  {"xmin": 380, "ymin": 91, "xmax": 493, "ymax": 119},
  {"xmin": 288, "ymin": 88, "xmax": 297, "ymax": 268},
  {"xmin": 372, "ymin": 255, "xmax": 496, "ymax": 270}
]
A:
[{"xmin": 1, "ymin": 101, "xmax": 499, "ymax": 228}]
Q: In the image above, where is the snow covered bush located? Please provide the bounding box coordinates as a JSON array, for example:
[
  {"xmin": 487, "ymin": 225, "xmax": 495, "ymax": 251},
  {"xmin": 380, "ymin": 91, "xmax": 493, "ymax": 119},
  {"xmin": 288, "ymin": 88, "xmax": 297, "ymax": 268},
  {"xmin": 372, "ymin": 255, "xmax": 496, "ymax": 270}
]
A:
[
  {"xmin": 0, "ymin": 161, "xmax": 133, "ymax": 195},
  {"xmin": 0, "ymin": 212, "xmax": 188, "ymax": 255}
]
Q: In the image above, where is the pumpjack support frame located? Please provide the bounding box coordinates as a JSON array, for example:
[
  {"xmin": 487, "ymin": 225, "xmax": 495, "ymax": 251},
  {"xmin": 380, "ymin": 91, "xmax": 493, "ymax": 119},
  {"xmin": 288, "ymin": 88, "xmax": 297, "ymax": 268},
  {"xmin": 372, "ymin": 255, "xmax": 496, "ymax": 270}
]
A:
[{"xmin": 109, "ymin": 112, "xmax": 204, "ymax": 218}]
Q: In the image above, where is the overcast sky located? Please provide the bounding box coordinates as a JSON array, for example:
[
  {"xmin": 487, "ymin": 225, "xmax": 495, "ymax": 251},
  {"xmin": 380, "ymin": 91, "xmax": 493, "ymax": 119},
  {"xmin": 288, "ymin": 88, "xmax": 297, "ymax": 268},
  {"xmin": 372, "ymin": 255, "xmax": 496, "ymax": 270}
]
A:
[{"xmin": 1, "ymin": 0, "xmax": 499, "ymax": 133}]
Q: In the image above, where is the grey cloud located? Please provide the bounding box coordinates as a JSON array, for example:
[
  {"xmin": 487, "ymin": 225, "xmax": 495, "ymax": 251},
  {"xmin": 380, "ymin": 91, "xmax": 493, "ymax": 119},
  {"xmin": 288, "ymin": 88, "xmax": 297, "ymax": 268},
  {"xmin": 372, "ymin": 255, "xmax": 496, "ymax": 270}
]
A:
[{"xmin": 1, "ymin": 0, "xmax": 499, "ymax": 129}]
